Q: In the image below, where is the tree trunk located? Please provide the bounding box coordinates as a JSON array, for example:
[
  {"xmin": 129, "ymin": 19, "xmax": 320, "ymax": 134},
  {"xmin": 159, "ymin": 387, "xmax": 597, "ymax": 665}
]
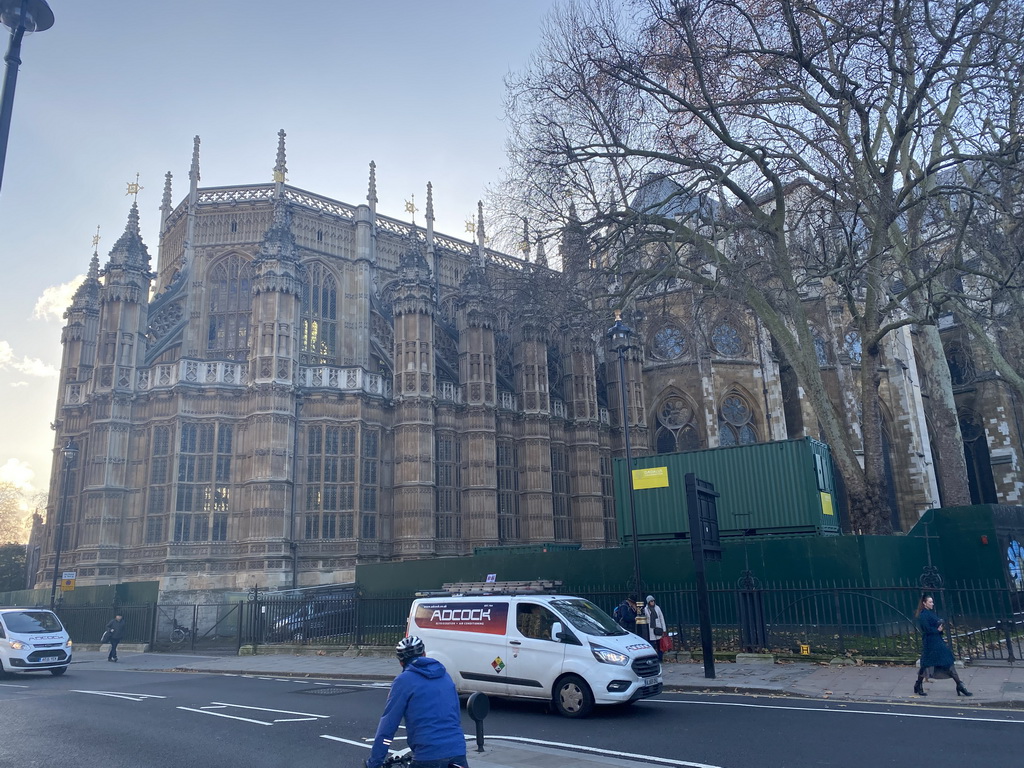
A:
[{"xmin": 915, "ymin": 324, "xmax": 971, "ymax": 507}]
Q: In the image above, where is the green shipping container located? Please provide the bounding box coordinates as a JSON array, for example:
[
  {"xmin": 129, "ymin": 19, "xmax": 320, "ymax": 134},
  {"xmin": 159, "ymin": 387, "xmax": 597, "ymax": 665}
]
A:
[{"xmin": 613, "ymin": 438, "xmax": 839, "ymax": 542}]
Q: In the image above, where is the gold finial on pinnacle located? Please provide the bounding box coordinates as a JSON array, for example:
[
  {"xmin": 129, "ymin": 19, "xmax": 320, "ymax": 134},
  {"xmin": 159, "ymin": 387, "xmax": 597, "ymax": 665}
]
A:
[
  {"xmin": 125, "ymin": 173, "xmax": 143, "ymax": 201},
  {"xmin": 91, "ymin": 225, "xmax": 101, "ymax": 249}
]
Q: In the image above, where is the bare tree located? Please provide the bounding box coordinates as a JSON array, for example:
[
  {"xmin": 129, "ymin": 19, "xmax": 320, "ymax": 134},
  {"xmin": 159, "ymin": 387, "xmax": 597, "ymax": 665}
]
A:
[
  {"xmin": 499, "ymin": 0, "xmax": 1019, "ymax": 532},
  {"xmin": 0, "ymin": 482, "xmax": 31, "ymax": 544}
]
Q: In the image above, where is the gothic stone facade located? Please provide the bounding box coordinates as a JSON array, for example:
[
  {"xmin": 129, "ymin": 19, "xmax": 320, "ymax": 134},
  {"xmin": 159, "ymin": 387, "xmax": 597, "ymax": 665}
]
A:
[{"xmin": 34, "ymin": 143, "xmax": 1022, "ymax": 595}]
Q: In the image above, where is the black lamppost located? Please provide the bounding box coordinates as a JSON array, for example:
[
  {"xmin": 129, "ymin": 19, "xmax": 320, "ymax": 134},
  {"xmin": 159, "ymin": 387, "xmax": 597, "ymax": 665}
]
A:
[
  {"xmin": 0, "ymin": 0, "xmax": 54, "ymax": 195},
  {"xmin": 607, "ymin": 311, "xmax": 644, "ymax": 601},
  {"xmin": 49, "ymin": 438, "xmax": 77, "ymax": 611}
]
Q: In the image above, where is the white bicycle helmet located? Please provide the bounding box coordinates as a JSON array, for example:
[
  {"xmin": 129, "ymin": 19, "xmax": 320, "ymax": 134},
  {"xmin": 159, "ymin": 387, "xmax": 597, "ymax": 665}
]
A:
[{"xmin": 396, "ymin": 635, "xmax": 425, "ymax": 663}]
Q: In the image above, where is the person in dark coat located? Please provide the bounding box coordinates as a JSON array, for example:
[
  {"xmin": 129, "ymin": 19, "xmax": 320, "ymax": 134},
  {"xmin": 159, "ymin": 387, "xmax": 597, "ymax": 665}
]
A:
[
  {"xmin": 614, "ymin": 594, "xmax": 639, "ymax": 633},
  {"xmin": 914, "ymin": 595, "xmax": 971, "ymax": 697},
  {"xmin": 105, "ymin": 613, "xmax": 126, "ymax": 662}
]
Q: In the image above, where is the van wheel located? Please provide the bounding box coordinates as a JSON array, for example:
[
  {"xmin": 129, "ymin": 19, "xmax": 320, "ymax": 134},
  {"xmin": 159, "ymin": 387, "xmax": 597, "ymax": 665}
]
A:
[
  {"xmin": 50, "ymin": 667, "xmax": 67, "ymax": 676},
  {"xmin": 553, "ymin": 674, "xmax": 594, "ymax": 718}
]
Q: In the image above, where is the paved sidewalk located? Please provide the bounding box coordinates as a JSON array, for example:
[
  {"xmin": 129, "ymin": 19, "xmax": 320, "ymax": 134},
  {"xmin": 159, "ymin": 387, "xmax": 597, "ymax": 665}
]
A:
[{"xmin": 66, "ymin": 649, "xmax": 1024, "ymax": 768}]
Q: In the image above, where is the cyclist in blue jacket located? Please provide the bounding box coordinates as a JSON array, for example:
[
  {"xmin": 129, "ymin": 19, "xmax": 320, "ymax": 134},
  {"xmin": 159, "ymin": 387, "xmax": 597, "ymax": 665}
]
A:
[{"xmin": 367, "ymin": 636, "xmax": 468, "ymax": 768}]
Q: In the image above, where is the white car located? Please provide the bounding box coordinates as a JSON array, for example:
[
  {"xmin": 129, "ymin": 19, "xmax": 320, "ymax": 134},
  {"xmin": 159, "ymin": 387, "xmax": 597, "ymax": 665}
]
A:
[{"xmin": 0, "ymin": 608, "xmax": 73, "ymax": 676}]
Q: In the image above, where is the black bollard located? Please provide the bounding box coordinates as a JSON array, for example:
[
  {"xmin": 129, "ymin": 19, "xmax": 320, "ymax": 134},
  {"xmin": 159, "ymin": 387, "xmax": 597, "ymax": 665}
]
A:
[{"xmin": 466, "ymin": 692, "xmax": 490, "ymax": 752}]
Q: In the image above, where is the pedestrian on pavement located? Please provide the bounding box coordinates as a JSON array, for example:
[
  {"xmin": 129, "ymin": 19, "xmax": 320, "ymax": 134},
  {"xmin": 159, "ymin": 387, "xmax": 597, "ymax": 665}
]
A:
[
  {"xmin": 105, "ymin": 612, "xmax": 126, "ymax": 662},
  {"xmin": 914, "ymin": 595, "xmax": 972, "ymax": 697},
  {"xmin": 642, "ymin": 595, "xmax": 668, "ymax": 661},
  {"xmin": 367, "ymin": 636, "xmax": 468, "ymax": 768},
  {"xmin": 614, "ymin": 594, "xmax": 639, "ymax": 633}
]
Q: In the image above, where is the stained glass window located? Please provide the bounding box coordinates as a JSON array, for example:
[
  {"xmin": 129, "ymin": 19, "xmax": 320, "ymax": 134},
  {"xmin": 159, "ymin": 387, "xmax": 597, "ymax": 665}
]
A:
[{"xmin": 712, "ymin": 322, "xmax": 743, "ymax": 357}]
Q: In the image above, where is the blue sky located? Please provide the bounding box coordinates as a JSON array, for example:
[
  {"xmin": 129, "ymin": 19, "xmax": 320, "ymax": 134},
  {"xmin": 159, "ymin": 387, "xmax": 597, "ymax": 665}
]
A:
[{"xmin": 0, "ymin": 0, "xmax": 558, "ymax": 508}]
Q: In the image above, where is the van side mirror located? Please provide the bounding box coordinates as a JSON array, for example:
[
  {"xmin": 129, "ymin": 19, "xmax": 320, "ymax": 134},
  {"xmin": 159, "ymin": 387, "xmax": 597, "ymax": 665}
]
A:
[{"xmin": 551, "ymin": 621, "xmax": 579, "ymax": 643}]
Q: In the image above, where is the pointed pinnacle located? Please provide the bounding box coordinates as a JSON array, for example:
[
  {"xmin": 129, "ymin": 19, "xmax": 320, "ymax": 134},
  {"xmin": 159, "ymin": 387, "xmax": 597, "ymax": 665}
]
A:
[{"xmin": 190, "ymin": 136, "xmax": 201, "ymax": 183}]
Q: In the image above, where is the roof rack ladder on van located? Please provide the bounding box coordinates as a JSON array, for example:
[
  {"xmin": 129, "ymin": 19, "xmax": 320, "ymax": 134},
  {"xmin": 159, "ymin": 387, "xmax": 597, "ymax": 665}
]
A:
[{"xmin": 438, "ymin": 580, "xmax": 563, "ymax": 596}]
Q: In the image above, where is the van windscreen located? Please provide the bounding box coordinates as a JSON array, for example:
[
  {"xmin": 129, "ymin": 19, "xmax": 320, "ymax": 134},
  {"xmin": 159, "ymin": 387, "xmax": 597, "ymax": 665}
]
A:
[
  {"xmin": 2, "ymin": 611, "xmax": 64, "ymax": 634},
  {"xmin": 550, "ymin": 599, "xmax": 626, "ymax": 636}
]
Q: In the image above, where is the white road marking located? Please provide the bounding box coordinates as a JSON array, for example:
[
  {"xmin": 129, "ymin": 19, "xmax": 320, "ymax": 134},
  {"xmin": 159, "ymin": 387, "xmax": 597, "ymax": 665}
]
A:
[
  {"xmin": 177, "ymin": 706, "xmax": 273, "ymax": 725},
  {"xmin": 321, "ymin": 735, "xmax": 371, "ymax": 749},
  {"xmin": 208, "ymin": 701, "xmax": 329, "ymax": 718},
  {"xmin": 654, "ymin": 698, "xmax": 1024, "ymax": 724},
  {"xmin": 0, "ymin": 683, "xmax": 30, "ymax": 688},
  {"xmin": 483, "ymin": 736, "xmax": 724, "ymax": 768},
  {"xmin": 71, "ymin": 690, "xmax": 167, "ymax": 702},
  {"xmin": 177, "ymin": 700, "xmax": 330, "ymax": 725}
]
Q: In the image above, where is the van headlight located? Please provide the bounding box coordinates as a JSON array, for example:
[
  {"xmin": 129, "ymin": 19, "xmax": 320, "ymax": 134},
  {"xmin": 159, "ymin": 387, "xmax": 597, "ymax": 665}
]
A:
[
  {"xmin": 590, "ymin": 644, "xmax": 629, "ymax": 665},
  {"xmin": 9, "ymin": 640, "xmax": 29, "ymax": 650},
  {"xmin": 66, "ymin": 639, "xmax": 74, "ymax": 647}
]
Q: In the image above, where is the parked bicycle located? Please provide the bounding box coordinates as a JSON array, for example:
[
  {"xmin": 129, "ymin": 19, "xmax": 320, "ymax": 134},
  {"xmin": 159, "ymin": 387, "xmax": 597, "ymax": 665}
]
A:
[{"xmin": 170, "ymin": 617, "xmax": 194, "ymax": 644}]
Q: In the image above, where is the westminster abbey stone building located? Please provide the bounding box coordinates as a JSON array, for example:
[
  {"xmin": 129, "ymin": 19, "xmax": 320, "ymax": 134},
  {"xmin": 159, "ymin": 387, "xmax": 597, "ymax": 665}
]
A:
[{"xmin": 34, "ymin": 134, "xmax": 1023, "ymax": 596}]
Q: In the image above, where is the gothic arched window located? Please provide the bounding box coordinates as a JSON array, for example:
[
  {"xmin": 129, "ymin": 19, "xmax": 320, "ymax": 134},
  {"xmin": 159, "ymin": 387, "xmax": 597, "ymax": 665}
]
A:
[
  {"xmin": 960, "ymin": 408, "xmax": 998, "ymax": 504},
  {"xmin": 301, "ymin": 263, "xmax": 338, "ymax": 365},
  {"xmin": 719, "ymin": 393, "xmax": 758, "ymax": 446},
  {"xmin": 207, "ymin": 254, "xmax": 254, "ymax": 360},
  {"xmin": 655, "ymin": 395, "xmax": 701, "ymax": 454},
  {"xmin": 946, "ymin": 343, "xmax": 975, "ymax": 386}
]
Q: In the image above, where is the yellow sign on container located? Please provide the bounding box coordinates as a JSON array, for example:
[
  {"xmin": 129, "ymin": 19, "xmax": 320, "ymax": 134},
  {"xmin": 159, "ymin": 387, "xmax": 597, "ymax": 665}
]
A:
[
  {"xmin": 632, "ymin": 466, "xmax": 669, "ymax": 490},
  {"xmin": 820, "ymin": 492, "xmax": 835, "ymax": 516}
]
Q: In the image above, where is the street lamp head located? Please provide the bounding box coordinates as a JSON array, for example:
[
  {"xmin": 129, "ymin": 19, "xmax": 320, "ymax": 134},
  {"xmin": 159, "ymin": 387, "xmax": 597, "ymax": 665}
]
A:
[
  {"xmin": 61, "ymin": 438, "xmax": 78, "ymax": 463},
  {"xmin": 607, "ymin": 310, "xmax": 633, "ymax": 351},
  {"xmin": 0, "ymin": 0, "xmax": 54, "ymax": 34}
]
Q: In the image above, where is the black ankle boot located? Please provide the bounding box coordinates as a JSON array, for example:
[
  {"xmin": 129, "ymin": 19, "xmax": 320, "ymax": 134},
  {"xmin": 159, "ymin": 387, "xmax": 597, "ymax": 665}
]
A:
[
  {"xmin": 914, "ymin": 679, "xmax": 926, "ymax": 696},
  {"xmin": 956, "ymin": 682, "xmax": 973, "ymax": 697}
]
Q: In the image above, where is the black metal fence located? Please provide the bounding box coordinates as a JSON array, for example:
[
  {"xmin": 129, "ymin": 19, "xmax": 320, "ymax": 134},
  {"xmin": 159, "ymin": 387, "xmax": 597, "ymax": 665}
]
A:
[
  {"xmin": 573, "ymin": 579, "xmax": 1023, "ymax": 662},
  {"xmin": 50, "ymin": 578, "xmax": 1023, "ymax": 663}
]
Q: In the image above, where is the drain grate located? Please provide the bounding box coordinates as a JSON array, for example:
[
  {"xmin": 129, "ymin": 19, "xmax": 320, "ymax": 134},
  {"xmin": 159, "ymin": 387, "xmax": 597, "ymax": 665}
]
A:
[{"xmin": 296, "ymin": 686, "xmax": 367, "ymax": 696}]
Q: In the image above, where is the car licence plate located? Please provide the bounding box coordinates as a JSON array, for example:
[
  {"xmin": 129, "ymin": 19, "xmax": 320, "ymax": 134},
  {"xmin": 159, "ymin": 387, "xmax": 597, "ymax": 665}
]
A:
[
  {"xmin": 40, "ymin": 656, "xmax": 60, "ymax": 662},
  {"xmin": 643, "ymin": 676, "xmax": 662, "ymax": 686}
]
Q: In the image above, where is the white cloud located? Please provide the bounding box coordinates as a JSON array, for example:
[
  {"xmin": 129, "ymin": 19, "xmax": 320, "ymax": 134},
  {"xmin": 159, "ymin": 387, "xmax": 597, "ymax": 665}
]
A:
[
  {"xmin": 0, "ymin": 340, "xmax": 59, "ymax": 378},
  {"xmin": 33, "ymin": 276, "xmax": 85, "ymax": 322},
  {"xmin": 13, "ymin": 357, "xmax": 59, "ymax": 378},
  {"xmin": 0, "ymin": 458, "xmax": 36, "ymax": 494}
]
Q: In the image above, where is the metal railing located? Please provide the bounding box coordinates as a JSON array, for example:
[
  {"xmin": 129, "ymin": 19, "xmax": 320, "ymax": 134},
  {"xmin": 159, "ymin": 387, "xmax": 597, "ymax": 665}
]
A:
[
  {"xmin": 571, "ymin": 579, "xmax": 1023, "ymax": 662},
  {"xmin": 48, "ymin": 579, "xmax": 1023, "ymax": 662}
]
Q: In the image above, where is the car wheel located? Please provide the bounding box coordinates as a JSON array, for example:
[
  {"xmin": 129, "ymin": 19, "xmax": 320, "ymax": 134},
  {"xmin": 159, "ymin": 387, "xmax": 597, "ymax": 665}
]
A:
[
  {"xmin": 50, "ymin": 667, "xmax": 67, "ymax": 676},
  {"xmin": 291, "ymin": 630, "xmax": 305, "ymax": 642},
  {"xmin": 553, "ymin": 674, "xmax": 594, "ymax": 718}
]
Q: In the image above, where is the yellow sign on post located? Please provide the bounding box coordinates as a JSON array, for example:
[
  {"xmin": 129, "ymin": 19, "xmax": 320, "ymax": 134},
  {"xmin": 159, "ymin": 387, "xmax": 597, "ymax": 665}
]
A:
[
  {"xmin": 632, "ymin": 466, "xmax": 669, "ymax": 490},
  {"xmin": 799, "ymin": 644, "xmax": 811, "ymax": 656},
  {"xmin": 60, "ymin": 571, "xmax": 76, "ymax": 592}
]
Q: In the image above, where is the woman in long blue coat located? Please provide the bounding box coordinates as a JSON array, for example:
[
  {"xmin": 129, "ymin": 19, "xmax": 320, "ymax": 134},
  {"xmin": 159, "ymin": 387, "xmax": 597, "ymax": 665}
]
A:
[{"xmin": 914, "ymin": 595, "xmax": 971, "ymax": 697}]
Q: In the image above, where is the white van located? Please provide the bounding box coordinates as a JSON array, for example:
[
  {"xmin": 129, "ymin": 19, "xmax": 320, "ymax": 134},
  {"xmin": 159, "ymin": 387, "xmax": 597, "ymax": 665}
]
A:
[
  {"xmin": 0, "ymin": 608, "xmax": 73, "ymax": 676},
  {"xmin": 407, "ymin": 588, "xmax": 662, "ymax": 717}
]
